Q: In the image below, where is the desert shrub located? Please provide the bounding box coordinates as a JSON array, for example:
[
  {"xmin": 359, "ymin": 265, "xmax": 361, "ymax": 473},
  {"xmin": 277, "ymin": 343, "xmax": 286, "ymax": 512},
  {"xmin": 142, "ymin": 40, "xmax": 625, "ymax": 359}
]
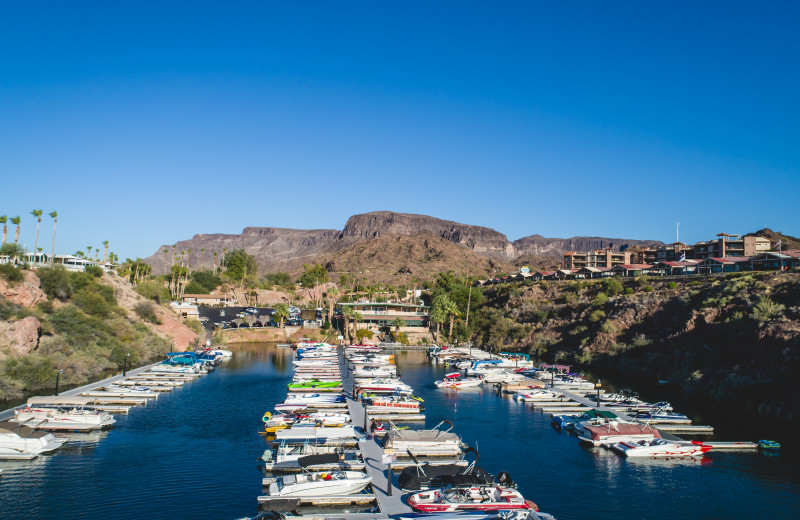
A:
[
  {"xmin": 752, "ymin": 297, "xmax": 785, "ymax": 322},
  {"xmin": 625, "ymin": 287, "xmax": 634, "ymax": 295},
  {"xmin": 396, "ymin": 332, "xmax": 410, "ymax": 345},
  {"xmin": 603, "ymin": 278, "xmax": 623, "ymax": 296},
  {"xmin": 356, "ymin": 329, "xmax": 374, "ymax": 341},
  {"xmin": 135, "ymin": 280, "xmax": 171, "ymax": 303},
  {"xmin": 183, "ymin": 281, "xmax": 208, "ymax": 294},
  {"xmin": 600, "ymin": 320, "xmax": 617, "ymax": 335},
  {"xmin": 184, "ymin": 319, "xmax": 204, "ymax": 335},
  {"xmin": 558, "ymin": 292, "xmax": 578, "ymax": 305},
  {"xmin": 643, "ymin": 286, "xmax": 653, "ymax": 292},
  {"xmin": 134, "ymin": 302, "xmax": 162, "ymax": 324},
  {"xmin": 0, "ymin": 263, "xmax": 24, "ymax": 284},
  {"xmin": 668, "ymin": 281, "xmax": 677, "ymax": 289},
  {"xmin": 0, "ymin": 354, "xmax": 56, "ymax": 391},
  {"xmin": 593, "ymin": 292, "xmax": 609, "ymax": 306},
  {"xmin": 589, "ymin": 309, "xmax": 605, "ymax": 322},
  {"xmin": 37, "ymin": 266, "xmax": 72, "ymax": 300},
  {"xmin": 84, "ymin": 265, "xmax": 104, "ymax": 278},
  {"xmin": 72, "ymin": 287, "xmax": 113, "ymax": 318},
  {"xmin": 69, "ymin": 271, "xmax": 95, "ymax": 291}
]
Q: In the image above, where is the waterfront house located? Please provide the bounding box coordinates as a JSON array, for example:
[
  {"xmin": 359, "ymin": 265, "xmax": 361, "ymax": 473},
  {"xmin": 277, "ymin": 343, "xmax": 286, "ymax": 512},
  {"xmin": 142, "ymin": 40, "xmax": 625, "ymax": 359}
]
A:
[
  {"xmin": 746, "ymin": 250, "xmax": 800, "ymax": 271},
  {"xmin": 338, "ymin": 300, "xmax": 430, "ymax": 333},
  {"xmin": 695, "ymin": 257, "xmax": 751, "ymax": 274},
  {"xmin": 651, "ymin": 260, "xmax": 701, "ymax": 276}
]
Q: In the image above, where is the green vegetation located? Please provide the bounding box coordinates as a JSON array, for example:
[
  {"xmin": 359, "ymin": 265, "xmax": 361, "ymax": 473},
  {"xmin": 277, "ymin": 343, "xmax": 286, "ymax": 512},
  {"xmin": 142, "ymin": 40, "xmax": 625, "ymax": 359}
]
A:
[
  {"xmin": 356, "ymin": 329, "xmax": 374, "ymax": 341},
  {"xmin": 298, "ymin": 263, "xmax": 329, "ymax": 288},
  {"xmin": 134, "ymin": 301, "xmax": 162, "ymax": 324},
  {"xmin": 222, "ymin": 249, "xmax": 258, "ymax": 281},
  {"xmin": 273, "ymin": 303, "xmax": 290, "ymax": 328},
  {"xmin": 188, "ymin": 270, "xmax": 221, "ymax": 293},
  {"xmin": 135, "ymin": 280, "xmax": 171, "ymax": 303},
  {"xmin": 263, "ymin": 272, "xmax": 292, "ymax": 287},
  {"xmin": 0, "ymin": 269, "xmax": 172, "ymax": 400},
  {"xmin": 0, "ymin": 263, "xmax": 24, "ymax": 284},
  {"xmin": 752, "ymin": 296, "xmax": 785, "ymax": 322}
]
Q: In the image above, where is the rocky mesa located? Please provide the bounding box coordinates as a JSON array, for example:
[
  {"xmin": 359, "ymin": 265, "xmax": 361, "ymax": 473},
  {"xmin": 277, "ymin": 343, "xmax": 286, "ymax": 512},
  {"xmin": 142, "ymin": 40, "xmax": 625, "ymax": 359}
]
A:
[{"xmin": 143, "ymin": 211, "xmax": 663, "ymax": 276}]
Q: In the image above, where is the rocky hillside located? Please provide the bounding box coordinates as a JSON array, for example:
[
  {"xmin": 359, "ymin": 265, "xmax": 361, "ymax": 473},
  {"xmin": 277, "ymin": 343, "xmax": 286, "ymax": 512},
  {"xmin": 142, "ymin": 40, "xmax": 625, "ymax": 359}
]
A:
[
  {"xmin": 143, "ymin": 211, "xmax": 662, "ymax": 277},
  {"xmin": 745, "ymin": 228, "xmax": 800, "ymax": 250},
  {"xmin": 0, "ymin": 265, "xmax": 197, "ymax": 401},
  {"xmin": 471, "ymin": 271, "xmax": 800, "ymax": 425}
]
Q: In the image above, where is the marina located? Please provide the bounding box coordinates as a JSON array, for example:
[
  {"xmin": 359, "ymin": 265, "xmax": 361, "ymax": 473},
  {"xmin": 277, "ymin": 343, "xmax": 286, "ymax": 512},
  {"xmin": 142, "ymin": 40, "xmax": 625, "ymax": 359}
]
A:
[{"xmin": 1, "ymin": 343, "xmax": 798, "ymax": 520}]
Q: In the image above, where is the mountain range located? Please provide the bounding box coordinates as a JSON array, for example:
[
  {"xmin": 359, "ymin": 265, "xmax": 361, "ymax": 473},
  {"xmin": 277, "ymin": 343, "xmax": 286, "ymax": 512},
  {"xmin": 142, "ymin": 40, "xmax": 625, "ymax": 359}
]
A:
[{"xmin": 142, "ymin": 211, "xmax": 663, "ymax": 280}]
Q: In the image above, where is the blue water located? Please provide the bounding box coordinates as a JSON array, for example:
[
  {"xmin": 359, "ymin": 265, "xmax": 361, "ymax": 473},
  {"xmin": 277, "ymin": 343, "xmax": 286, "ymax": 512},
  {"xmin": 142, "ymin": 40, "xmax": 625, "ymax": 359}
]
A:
[{"xmin": 1, "ymin": 345, "xmax": 798, "ymax": 520}]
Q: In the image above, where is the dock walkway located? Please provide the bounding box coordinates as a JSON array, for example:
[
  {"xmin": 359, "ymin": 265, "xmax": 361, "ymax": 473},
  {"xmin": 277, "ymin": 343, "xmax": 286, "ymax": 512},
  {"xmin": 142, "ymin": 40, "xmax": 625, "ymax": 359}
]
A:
[
  {"xmin": 0, "ymin": 361, "xmax": 162, "ymax": 421},
  {"xmin": 339, "ymin": 347, "xmax": 412, "ymax": 518}
]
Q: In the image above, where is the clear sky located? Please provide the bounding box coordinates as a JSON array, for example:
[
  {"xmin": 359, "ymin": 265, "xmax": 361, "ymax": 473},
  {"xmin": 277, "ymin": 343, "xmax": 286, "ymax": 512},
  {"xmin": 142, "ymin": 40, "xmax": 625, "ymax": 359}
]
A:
[{"xmin": 1, "ymin": 2, "xmax": 798, "ymax": 260}]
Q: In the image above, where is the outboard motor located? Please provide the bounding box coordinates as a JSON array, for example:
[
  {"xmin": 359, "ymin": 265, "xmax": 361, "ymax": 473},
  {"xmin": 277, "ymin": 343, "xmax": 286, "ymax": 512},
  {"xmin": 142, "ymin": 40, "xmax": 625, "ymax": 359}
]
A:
[{"xmin": 496, "ymin": 470, "xmax": 516, "ymax": 488}]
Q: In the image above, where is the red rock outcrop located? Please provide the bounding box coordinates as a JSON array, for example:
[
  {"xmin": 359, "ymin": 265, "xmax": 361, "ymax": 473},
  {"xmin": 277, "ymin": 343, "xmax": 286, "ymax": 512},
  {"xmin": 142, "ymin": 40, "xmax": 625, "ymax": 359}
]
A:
[{"xmin": 0, "ymin": 270, "xmax": 47, "ymax": 308}]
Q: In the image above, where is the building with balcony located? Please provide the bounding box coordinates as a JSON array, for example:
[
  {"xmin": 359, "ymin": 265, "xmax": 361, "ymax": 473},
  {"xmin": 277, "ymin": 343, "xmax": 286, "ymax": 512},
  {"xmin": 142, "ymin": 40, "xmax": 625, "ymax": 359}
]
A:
[
  {"xmin": 338, "ymin": 301, "xmax": 430, "ymax": 331},
  {"xmin": 692, "ymin": 233, "xmax": 770, "ymax": 259},
  {"xmin": 635, "ymin": 242, "xmax": 694, "ymax": 264},
  {"xmin": 563, "ymin": 249, "xmax": 632, "ymax": 270}
]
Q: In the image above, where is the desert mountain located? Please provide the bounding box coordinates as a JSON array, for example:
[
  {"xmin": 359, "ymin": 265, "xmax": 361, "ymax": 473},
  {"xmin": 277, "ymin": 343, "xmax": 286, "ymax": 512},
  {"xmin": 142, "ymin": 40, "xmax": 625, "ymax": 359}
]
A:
[{"xmin": 142, "ymin": 211, "xmax": 663, "ymax": 277}]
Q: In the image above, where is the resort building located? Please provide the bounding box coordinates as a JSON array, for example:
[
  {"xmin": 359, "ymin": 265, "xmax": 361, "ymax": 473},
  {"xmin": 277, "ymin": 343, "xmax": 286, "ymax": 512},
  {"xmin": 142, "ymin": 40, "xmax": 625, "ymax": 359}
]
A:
[
  {"xmin": 635, "ymin": 242, "xmax": 693, "ymax": 264},
  {"xmin": 338, "ymin": 300, "xmax": 430, "ymax": 332},
  {"xmin": 691, "ymin": 234, "xmax": 770, "ymax": 259},
  {"xmin": 182, "ymin": 294, "xmax": 231, "ymax": 306},
  {"xmin": 563, "ymin": 249, "xmax": 632, "ymax": 270}
]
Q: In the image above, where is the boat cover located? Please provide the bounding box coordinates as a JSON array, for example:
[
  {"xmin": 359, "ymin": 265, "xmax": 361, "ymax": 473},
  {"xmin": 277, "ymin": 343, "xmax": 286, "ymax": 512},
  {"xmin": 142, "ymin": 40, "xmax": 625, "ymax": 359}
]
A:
[
  {"xmin": 398, "ymin": 464, "xmax": 493, "ymax": 491},
  {"xmin": 298, "ymin": 453, "xmax": 340, "ymax": 467},
  {"xmin": 0, "ymin": 421, "xmax": 50, "ymax": 438},
  {"xmin": 27, "ymin": 396, "xmax": 94, "ymax": 406},
  {"xmin": 386, "ymin": 429, "xmax": 460, "ymax": 444}
]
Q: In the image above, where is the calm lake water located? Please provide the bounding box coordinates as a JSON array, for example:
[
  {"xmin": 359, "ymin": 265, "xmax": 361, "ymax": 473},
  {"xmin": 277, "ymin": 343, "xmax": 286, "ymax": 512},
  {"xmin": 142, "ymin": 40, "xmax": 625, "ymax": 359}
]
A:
[{"xmin": 1, "ymin": 344, "xmax": 798, "ymax": 520}]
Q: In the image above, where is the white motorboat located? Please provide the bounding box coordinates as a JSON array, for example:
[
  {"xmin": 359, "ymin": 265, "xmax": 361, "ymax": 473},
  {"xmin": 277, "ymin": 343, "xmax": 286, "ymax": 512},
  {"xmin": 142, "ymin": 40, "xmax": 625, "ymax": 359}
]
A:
[
  {"xmin": 267, "ymin": 469, "xmax": 372, "ymax": 496},
  {"xmin": 435, "ymin": 373, "xmax": 482, "ymax": 389},
  {"xmin": 356, "ymin": 379, "xmax": 413, "ymax": 395},
  {"xmin": 611, "ymin": 439, "xmax": 712, "ymax": 458},
  {"xmin": 0, "ymin": 421, "xmax": 64, "ymax": 460},
  {"xmin": 280, "ymin": 393, "xmax": 345, "ymax": 405},
  {"xmin": 513, "ymin": 390, "xmax": 564, "ymax": 402},
  {"xmin": 406, "ymin": 485, "xmax": 531, "ymax": 512},
  {"xmin": 480, "ymin": 370, "xmax": 530, "ymax": 384},
  {"xmin": 149, "ymin": 363, "xmax": 204, "ymax": 374},
  {"xmin": 353, "ymin": 365, "xmax": 397, "ymax": 378},
  {"xmin": 366, "ymin": 394, "xmax": 424, "ymax": 413},
  {"xmin": 383, "ymin": 421, "xmax": 464, "ymax": 457},
  {"xmin": 12, "ymin": 397, "xmax": 116, "ymax": 431},
  {"xmin": 264, "ymin": 411, "xmax": 351, "ymax": 429}
]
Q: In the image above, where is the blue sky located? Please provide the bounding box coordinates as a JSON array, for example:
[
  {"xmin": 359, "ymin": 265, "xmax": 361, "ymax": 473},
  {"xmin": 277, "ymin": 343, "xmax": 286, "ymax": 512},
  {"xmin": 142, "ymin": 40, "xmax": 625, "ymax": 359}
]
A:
[{"xmin": 1, "ymin": 2, "xmax": 798, "ymax": 260}]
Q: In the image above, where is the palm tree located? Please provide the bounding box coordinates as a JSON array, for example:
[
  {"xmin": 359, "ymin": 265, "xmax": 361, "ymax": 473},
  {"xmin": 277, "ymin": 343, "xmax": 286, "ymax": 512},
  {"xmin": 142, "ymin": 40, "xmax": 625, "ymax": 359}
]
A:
[
  {"xmin": 31, "ymin": 209, "xmax": 43, "ymax": 261},
  {"xmin": 171, "ymin": 245, "xmax": 176, "ymax": 266},
  {"xmin": 351, "ymin": 311, "xmax": 363, "ymax": 342},
  {"xmin": 10, "ymin": 216, "xmax": 21, "ymax": 244},
  {"xmin": 431, "ymin": 294, "xmax": 449, "ymax": 345},
  {"xmin": 103, "ymin": 241, "xmax": 109, "ymax": 263},
  {"xmin": 48, "ymin": 211, "xmax": 57, "ymax": 265},
  {"xmin": 186, "ymin": 249, "xmax": 193, "ymax": 273},
  {"xmin": 274, "ymin": 303, "xmax": 290, "ymax": 328},
  {"xmin": 200, "ymin": 248, "xmax": 205, "ymax": 269},
  {"xmin": 326, "ymin": 286, "xmax": 339, "ymax": 325},
  {"xmin": 94, "ymin": 248, "xmax": 99, "ymax": 262},
  {"xmin": 341, "ymin": 306, "xmax": 354, "ymax": 343},
  {"xmin": 222, "ymin": 248, "xmax": 228, "ymax": 269},
  {"xmin": 213, "ymin": 251, "xmax": 218, "ymax": 272},
  {"xmin": 163, "ymin": 248, "xmax": 169, "ymax": 273},
  {"xmin": 392, "ymin": 316, "xmax": 405, "ymax": 337},
  {"xmin": 0, "ymin": 215, "xmax": 7, "ymax": 244},
  {"xmin": 444, "ymin": 299, "xmax": 460, "ymax": 343}
]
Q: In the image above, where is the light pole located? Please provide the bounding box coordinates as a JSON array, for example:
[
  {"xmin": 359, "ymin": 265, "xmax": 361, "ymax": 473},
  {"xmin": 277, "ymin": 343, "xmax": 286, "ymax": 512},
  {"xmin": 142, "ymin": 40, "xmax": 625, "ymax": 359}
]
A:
[{"xmin": 54, "ymin": 369, "xmax": 63, "ymax": 396}]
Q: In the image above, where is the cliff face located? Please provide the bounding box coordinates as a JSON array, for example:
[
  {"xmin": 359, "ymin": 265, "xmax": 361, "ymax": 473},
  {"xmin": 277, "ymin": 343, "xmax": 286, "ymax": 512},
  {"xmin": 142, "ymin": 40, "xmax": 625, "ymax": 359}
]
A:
[
  {"xmin": 512, "ymin": 234, "xmax": 661, "ymax": 257},
  {"xmin": 143, "ymin": 211, "xmax": 662, "ymax": 276},
  {"xmin": 341, "ymin": 212, "xmax": 515, "ymax": 259}
]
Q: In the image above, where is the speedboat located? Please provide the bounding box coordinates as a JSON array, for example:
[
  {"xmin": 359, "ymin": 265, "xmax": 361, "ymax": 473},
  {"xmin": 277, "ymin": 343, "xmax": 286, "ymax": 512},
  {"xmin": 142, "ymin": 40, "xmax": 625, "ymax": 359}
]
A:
[
  {"xmin": 288, "ymin": 379, "xmax": 342, "ymax": 390},
  {"xmin": 633, "ymin": 407, "xmax": 691, "ymax": 424},
  {"xmin": 365, "ymin": 394, "xmax": 424, "ymax": 413},
  {"xmin": 611, "ymin": 439, "xmax": 711, "ymax": 458},
  {"xmin": 407, "ymin": 485, "xmax": 531, "ymax": 512},
  {"xmin": 0, "ymin": 421, "xmax": 64, "ymax": 459},
  {"xmin": 435, "ymin": 373, "xmax": 482, "ymax": 389},
  {"xmin": 398, "ymin": 448, "xmax": 512, "ymax": 492},
  {"xmin": 263, "ymin": 411, "xmax": 350, "ymax": 430},
  {"xmin": 355, "ymin": 379, "xmax": 413, "ymax": 395},
  {"xmin": 12, "ymin": 397, "xmax": 116, "ymax": 431},
  {"xmin": 279, "ymin": 393, "xmax": 346, "ymax": 406},
  {"xmin": 513, "ymin": 390, "xmax": 564, "ymax": 402},
  {"xmin": 267, "ymin": 469, "xmax": 371, "ymax": 496},
  {"xmin": 398, "ymin": 510, "xmax": 556, "ymax": 520},
  {"xmin": 383, "ymin": 421, "xmax": 464, "ymax": 457},
  {"xmin": 353, "ymin": 365, "xmax": 397, "ymax": 378}
]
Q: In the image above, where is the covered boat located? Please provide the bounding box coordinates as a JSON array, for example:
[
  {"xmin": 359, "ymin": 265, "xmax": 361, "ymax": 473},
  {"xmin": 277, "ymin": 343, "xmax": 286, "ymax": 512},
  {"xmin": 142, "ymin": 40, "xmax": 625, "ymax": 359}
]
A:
[
  {"xmin": 383, "ymin": 421, "xmax": 464, "ymax": 457},
  {"xmin": 577, "ymin": 420, "xmax": 661, "ymax": 447},
  {"xmin": 12, "ymin": 397, "xmax": 116, "ymax": 431}
]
